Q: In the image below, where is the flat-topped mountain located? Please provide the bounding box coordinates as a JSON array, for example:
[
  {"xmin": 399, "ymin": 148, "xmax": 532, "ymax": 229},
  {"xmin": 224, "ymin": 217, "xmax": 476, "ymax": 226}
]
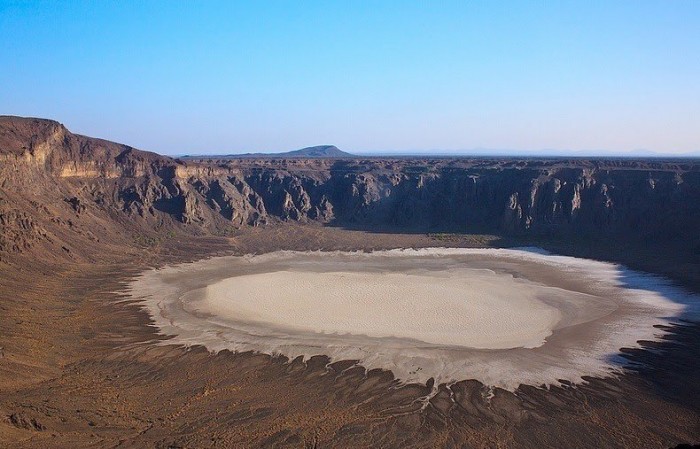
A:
[
  {"xmin": 280, "ymin": 144, "xmax": 351, "ymax": 158},
  {"xmin": 184, "ymin": 144, "xmax": 353, "ymax": 159}
]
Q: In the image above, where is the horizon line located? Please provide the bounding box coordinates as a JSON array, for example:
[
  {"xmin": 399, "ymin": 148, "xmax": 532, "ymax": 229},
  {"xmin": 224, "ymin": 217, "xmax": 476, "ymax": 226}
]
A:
[{"xmin": 177, "ymin": 149, "xmax": 700, "ymax": 159}]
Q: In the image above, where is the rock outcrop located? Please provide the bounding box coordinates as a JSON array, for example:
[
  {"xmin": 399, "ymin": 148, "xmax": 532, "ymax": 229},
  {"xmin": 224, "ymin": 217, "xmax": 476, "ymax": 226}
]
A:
[{"xmin": 1, "ymin": 116, "xmax": 699, "ymax": 261}]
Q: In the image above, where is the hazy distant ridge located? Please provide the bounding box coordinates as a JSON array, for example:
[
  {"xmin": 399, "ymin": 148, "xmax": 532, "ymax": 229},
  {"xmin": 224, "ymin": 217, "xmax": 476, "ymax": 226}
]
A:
[{"xmin": 184, "ymin": 145, "xmax": 353, "ymax": 159}]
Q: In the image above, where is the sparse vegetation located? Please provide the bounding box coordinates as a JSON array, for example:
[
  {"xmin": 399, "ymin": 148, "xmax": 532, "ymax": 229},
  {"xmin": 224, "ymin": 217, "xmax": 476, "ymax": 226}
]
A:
[
  {"xmin": 427, "ymin": 233, "xmax": 500, "ymax": 246},
  {"xmin": 132, "ymin": 230, "xmax": 178, "ymax": 247}
]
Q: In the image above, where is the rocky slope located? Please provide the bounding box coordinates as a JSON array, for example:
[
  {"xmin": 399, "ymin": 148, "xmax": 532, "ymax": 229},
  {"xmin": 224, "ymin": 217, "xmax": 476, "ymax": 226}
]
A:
[
  {"xmin": 2, "ymin": 116, "xmax": 700, "ymax": 448},
  {"xmin": 1, "ymin": 116, "xmax": 699, "ymax": 261}
]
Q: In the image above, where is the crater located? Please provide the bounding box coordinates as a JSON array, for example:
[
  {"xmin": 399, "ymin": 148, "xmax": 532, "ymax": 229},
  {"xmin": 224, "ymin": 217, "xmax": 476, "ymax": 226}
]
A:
[{"xmin": 129, "ymin": 248, "xmax": 698, "ymax": 389}]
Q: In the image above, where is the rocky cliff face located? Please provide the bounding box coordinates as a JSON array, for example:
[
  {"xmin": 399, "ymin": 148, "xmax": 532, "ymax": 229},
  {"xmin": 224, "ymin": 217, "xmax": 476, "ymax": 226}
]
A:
[
  {"xmin": 1, "ymin": 116, "xmax": 699, "ymax": 260},
  {"xmin": 240, "ymin": 159, "xmax": 700, "ymax": 238}
]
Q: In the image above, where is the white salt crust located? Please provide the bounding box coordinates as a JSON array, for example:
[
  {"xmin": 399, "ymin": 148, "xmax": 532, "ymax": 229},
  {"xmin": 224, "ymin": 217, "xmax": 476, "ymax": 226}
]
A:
[{"xmin": 127, "ymin": 248, "xmax": 699, "ymax": 389}]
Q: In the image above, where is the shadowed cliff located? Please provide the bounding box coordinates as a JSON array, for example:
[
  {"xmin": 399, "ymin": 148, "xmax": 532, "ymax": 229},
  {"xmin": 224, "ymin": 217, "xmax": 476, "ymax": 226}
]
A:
[{"xmin": 1, "ymin": 115, "xmax": 699, "ymax": 264}]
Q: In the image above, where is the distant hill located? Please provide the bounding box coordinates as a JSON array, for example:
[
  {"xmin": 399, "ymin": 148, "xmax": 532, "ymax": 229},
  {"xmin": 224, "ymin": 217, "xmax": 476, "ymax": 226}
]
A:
[
  {"xmin": 183, "ymin": 145, "xmax": 353, "ymax": 159},
  {"xmin": 283, "ymin": 145, "xmax": 352, "ymax": 158}
]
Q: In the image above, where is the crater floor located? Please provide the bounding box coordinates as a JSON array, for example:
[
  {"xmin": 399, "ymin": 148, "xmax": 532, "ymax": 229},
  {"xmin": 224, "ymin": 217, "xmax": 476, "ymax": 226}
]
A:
[{"xmin": 130, "ymin": 248, "xmax": 698, "ymax": 389}]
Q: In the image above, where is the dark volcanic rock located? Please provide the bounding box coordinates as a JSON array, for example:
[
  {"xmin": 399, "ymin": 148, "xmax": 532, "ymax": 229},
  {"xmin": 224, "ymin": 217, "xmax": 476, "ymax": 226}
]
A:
[{"xmin": 1, "ymin": 115, "xmax": 699, "ymax": 262}]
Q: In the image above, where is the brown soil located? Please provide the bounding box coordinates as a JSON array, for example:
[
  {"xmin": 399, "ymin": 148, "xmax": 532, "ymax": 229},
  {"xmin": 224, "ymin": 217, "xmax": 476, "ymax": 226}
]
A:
[{"xmin": 1, "ymin": 225, "xmax": 698, "ymax": 448}]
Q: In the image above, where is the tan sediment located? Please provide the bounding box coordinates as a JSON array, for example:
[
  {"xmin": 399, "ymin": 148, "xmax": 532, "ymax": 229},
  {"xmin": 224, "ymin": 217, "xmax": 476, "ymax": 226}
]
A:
[{"xmin": 202, "ymin": 268, "xmax": 561, "ymax": 349}]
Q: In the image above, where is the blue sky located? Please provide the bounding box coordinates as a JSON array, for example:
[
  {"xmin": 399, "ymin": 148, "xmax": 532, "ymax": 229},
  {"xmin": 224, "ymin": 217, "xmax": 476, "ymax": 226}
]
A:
[{"xmin": 1, "ymin": 1, "xmax": 699, "ymax": 155}]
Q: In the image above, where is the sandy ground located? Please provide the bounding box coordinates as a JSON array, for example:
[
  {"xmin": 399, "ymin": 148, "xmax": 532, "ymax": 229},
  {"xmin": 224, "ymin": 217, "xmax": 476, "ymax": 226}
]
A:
[{"xmin": 1, "ymin": 226, "xmax": 699, "ymax": 448}]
